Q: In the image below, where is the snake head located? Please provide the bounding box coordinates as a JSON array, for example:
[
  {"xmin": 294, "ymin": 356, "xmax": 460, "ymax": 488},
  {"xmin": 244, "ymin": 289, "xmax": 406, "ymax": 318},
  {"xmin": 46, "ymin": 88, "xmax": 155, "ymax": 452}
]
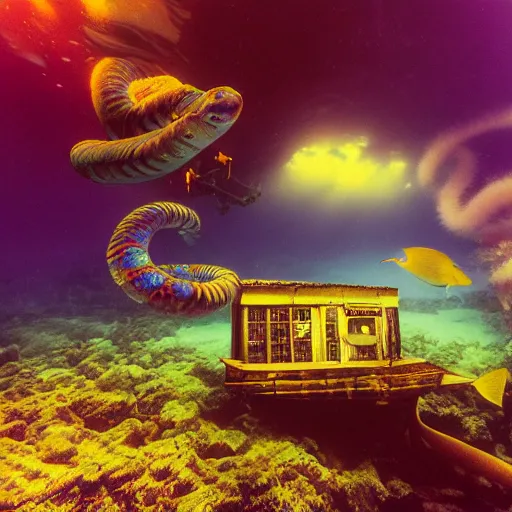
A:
[{"xmin": 201, "ymin": 87, "xmax": 243, "ymax": 127}]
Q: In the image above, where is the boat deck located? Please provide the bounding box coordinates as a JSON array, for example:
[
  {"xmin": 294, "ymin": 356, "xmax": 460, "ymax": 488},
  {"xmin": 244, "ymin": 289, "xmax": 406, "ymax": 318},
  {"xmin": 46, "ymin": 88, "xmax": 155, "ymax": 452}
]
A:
[{"xmin": 220, "ymin": 357, "xmax": 473, "ymax": 400}]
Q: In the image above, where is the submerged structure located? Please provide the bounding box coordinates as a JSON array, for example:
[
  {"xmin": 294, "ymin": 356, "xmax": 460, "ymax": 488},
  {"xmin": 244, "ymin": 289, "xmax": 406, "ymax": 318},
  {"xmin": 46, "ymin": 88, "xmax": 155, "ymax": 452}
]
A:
[
  {"xmin": 221, "ymin": 279, "xmax": 512, "ymax": 489},
  {"xmin": 221, "ymin": 279, "xmax": 473, "ymax": 400}
]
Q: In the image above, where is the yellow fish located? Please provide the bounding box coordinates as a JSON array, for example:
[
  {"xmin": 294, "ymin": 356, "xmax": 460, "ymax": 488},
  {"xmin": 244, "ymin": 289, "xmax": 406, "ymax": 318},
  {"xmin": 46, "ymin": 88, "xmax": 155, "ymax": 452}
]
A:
[{"xmin": 381, "ymin": 247, "xmax": 472, "ymax": 290}]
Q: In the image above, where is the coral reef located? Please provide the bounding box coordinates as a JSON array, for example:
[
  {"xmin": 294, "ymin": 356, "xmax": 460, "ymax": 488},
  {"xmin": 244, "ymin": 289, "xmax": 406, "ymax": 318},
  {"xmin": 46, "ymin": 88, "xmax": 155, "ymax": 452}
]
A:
[
  {"xmin": 400, "ymin": 289, "xmax": 507, "ymax": 316},
  {"xmin": 0, "ymin": 315, "xmax": 511, "ymax": 511},
  {"xmin": 401, "ymin": 333, "xmax": 510, "ymax": 378}
]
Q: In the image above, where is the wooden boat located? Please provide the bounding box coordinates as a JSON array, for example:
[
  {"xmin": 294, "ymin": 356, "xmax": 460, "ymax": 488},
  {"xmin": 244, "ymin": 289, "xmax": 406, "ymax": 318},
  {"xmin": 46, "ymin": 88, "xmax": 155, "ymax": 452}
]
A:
[{"xmin": 220, "ymin": 279, "xmax": 473, "ymax": 401}]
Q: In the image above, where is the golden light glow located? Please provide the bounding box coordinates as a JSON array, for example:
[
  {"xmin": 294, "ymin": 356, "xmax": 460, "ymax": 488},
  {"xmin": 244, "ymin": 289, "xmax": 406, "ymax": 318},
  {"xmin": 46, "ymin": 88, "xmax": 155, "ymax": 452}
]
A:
[
  {"xmin": 80, "ymin": 0, "xmax": 110, "ymax": 19},
  {"xmin": 279, "ymin": 137, "xmax": 409, "ymax": 205},
  {"xmin": 80, "ymin": 0, "xmax": 180, "ymax": 43},
  {"xmin": 32, "ymin": 0, "xmax": 57, "ymax": 18}
]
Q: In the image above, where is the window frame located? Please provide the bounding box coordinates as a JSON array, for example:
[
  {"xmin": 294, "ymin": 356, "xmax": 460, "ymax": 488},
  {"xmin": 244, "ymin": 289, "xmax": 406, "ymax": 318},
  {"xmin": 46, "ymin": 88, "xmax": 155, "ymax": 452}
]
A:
[{"xmin": 245, "ymin": 306, "xmax": 314, "ymax": 363}]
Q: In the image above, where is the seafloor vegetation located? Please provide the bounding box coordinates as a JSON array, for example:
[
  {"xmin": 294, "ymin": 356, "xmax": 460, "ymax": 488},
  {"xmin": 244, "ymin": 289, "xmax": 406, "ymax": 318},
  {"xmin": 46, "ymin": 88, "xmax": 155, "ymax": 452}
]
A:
[{"xmin": 0, "ymin": 285, "xmax": 511, "ymax": 511}]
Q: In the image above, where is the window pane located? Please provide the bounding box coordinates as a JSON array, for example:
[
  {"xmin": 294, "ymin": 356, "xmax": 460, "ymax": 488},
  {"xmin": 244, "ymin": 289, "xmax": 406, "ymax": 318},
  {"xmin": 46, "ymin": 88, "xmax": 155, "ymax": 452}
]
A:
[
  {"xmin": 270, "ymin": 308, "xmax": 289, "ymax": 321},
  {"xmin": 248, "ymin": 340, "xmax": 266, "ymax": 363},
  {"xmin": 270, "ymin": 322, "xmax": 291, "ymax": 362},
  {"xmin": 326, "ymin": 307, "xmax": 337, "ymax": 322},
  {"xmin": 325, "ymin": 307, "xmax": 340, "ymax": 362},
  {"xmin": 348, "ymin": 345, "xmax": 377, "ymax": 361},
  {"xmin": 348, "ymin": 317, "xmax": 376, "ymax": 335},
  {"xmin": 247, "ymin": 307, "xmax": 267, "ymax": 363},
  {"xmin": 293, "ymin": 308, "xmax": 311, "ymax": 321},
  {"xmin": 386, "ymin": 307, "xmax": 401, "ymax": 359},
  {"xmin": 294, "ymin": 339, "xmax": 312, "ymax": 362},
  {"xmin": 326, "ymin": 323, "xmax": 336, "ymax": 338},
  {"xmin": 346, "ymin": 316, "xmax": 378, "ymax": 360},
  {"xmin": 248, "ymin": 322, "xmax": 265, "ymax": 340},
  {"xmin": 292, "ymin": 308, "xmax": 312, "ymax": 362},
  {"xmin": 248, "ymin": 307, "xmax": 265, "ymax": 322}
]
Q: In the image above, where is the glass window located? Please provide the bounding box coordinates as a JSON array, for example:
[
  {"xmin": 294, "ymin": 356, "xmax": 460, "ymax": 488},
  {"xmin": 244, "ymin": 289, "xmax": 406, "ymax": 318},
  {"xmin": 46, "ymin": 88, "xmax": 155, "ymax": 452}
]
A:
[
  {"xmin": 292, "ymin": 308, "xmax": 312, "ymax": 362},
  {"xmin": 346, "ymin": 317, "xmax": 378, "ymax": 361},
  {"xmin": 248, "ymin": 307, "xmax": 266, "ymax": 322},
  {"xmin": 325, "ymin": 307, "xmax": 340, "ymax": 361},
  {"xmin": 246, "ymin": 306, "xmax": 314, "ymax": 363},
  {"xmin": 247, "ymin": 307, "xmax": 266, "ymax": 363},
  {"xmin": 348, "ymin": 317, "xmax": 376, "ymax": 337},
  {"xmin": 270, "ymin": 321, "xmax": 291, "ymax": 362},
  {"xmin": 385, "ymin": 307, "xmax": 401, "ymax": 360}
]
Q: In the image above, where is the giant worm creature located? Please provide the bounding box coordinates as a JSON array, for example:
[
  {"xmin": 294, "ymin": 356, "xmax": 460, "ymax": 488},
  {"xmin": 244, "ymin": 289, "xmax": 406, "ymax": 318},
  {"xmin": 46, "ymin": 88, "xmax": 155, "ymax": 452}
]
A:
[
  {"xmin": 70, "ymin": 57, "xmax": 243, "ymax": 184},
  {"xmin": 106, "ymin": 201, "xmax": 241, "ymax": 316}
]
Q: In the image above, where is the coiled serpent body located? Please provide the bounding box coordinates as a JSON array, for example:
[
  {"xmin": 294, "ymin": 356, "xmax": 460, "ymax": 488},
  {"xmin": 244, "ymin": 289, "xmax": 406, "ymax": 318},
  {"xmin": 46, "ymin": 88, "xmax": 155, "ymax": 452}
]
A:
[
  {"xmin": 107, "ymin": 201, "xmax": 241, "ymax": 316},
  {"xmin": 70, "ymin": 57, "xmax": 243, "ymax": 184},
  {"xmin": 70, "ymin": 57, "xmax": 243, "ymax": 315}
]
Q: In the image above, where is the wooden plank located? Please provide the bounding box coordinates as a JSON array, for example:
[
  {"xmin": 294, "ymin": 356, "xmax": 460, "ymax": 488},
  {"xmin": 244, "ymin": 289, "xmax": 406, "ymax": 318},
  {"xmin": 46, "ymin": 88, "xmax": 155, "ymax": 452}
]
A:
[{"xmin": 220, "ymin": 357, "xmax": 429, "ymax": 372}]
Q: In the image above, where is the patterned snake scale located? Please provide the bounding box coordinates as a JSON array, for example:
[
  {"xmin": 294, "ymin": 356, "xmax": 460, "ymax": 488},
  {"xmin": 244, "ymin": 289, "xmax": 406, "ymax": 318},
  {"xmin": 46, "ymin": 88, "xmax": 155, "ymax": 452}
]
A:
[
  {"xmin": 107, "ymin": 201, "xmax": 241, "ymax": 316},
  {"xmin": 70, "ymin": 57, "xmax": 243, "ymax": 184}
]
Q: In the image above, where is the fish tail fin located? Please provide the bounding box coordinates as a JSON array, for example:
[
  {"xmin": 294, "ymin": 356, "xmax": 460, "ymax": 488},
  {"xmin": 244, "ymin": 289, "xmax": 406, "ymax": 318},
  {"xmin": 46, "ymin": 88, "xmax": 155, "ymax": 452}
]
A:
[
  {"xmin": 472, "ymin": 368, "xmax": 510, "ymax": 408},
  {"xmin": 179, "ymin": 229, "xmax": 199, "ymax": 246}
]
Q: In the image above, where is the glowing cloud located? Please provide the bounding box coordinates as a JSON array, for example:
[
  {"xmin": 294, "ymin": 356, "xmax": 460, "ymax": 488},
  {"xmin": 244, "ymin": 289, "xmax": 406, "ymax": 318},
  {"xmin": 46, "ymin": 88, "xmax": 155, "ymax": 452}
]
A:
[{"xmin": 278, "ymin": 137, "xmax": 409, "ymax": 206}]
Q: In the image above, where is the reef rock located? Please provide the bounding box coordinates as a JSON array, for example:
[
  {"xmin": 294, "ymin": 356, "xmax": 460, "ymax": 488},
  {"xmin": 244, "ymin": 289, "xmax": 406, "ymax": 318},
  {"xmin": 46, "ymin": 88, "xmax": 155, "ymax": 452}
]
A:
[{"xmin": 0, "ymin": 344, "xmax": 20, "ymax": 367}]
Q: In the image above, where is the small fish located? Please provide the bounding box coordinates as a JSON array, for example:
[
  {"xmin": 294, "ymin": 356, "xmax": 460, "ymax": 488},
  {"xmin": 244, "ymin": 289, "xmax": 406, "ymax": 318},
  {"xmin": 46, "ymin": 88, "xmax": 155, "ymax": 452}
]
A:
[{"xmin": 381, "ymin": 247, "xmax": 472, "ymax": 291}]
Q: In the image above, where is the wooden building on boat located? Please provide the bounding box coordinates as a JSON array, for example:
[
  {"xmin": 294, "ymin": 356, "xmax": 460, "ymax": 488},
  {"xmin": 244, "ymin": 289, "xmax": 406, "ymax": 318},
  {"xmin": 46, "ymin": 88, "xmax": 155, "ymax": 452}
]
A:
[{"xmin": 220, "ymin": 279, "xmax": 472, "ymax": 401}]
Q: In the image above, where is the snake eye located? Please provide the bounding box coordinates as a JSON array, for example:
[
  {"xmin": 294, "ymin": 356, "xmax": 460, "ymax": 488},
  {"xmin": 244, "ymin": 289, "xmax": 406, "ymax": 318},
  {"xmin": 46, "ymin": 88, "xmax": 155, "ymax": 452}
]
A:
[{"xmin": 184, "ymin": 132, "xmax": 194, "ymax": 139}]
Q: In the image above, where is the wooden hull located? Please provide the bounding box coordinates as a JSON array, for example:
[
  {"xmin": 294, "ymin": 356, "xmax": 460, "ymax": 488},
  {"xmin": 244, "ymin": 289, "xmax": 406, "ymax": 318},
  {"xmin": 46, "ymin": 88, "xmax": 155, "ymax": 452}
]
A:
[{"xmin": 220, "ymin": 357, "xmax": 473, "ymax": 401}]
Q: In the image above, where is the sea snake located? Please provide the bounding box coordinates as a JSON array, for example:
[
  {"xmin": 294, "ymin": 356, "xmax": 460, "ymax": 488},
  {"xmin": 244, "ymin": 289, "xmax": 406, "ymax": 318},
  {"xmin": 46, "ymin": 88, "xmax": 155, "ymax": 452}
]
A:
[
  {"xmin": 417, "ymin": 107, "xmax": 512, "ymax": 310},
  {"xmin": 106, "ymin": 201, "xmax": 241, "ymax": 316},
  {"xmin": 70, "ymin": 57, "xmax": 243, "ymax": 184}
]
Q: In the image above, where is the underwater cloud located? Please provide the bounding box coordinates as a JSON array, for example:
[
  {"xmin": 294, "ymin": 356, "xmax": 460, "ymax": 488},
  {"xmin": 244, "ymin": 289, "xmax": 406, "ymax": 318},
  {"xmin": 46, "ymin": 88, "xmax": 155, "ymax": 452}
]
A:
[{"xmin": 278, "ymin": 137, "xmax": 410, "ymax": 207}]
